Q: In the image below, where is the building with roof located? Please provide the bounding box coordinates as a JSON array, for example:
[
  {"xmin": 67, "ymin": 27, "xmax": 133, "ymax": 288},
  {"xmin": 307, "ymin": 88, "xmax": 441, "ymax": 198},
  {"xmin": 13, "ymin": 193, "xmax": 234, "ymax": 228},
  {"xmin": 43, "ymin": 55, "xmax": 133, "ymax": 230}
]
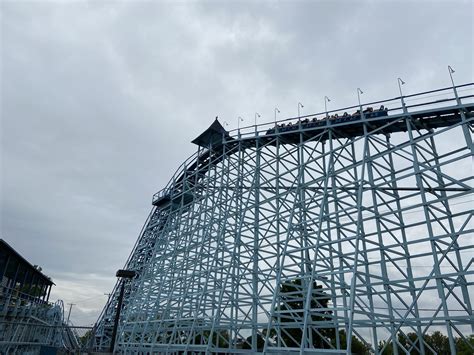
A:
[
  {"xmin": 0, "ymin": 239, "xmax": 74, "ymax": 354},
  {"xmin": 0, "ymin": 239, "xmax": 55, "ymax": 305}
]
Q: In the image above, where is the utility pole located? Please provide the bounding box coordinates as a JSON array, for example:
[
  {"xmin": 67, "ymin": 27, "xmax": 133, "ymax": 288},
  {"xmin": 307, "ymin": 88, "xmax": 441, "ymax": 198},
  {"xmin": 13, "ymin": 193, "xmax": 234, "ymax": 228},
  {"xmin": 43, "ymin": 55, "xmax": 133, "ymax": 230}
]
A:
[{"xmin": 66, "ymin": 303, "xmax": 75, "ymax": 324}]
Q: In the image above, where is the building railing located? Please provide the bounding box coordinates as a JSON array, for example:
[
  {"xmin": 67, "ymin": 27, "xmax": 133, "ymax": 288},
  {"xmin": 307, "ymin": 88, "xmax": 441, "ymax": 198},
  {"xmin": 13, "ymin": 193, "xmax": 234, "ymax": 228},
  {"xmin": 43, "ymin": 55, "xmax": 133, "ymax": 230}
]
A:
[{"xmin": 0, "ymin": 285, "xmax": 52, "ymax": 315}]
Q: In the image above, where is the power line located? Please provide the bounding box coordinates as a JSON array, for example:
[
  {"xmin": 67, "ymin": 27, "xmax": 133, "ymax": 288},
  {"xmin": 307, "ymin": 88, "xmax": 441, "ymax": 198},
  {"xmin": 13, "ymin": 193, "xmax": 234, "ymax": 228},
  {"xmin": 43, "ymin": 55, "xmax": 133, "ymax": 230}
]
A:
[{"xmin": 73, "ymin": 294, "xmax": 109, "ymax": 304}]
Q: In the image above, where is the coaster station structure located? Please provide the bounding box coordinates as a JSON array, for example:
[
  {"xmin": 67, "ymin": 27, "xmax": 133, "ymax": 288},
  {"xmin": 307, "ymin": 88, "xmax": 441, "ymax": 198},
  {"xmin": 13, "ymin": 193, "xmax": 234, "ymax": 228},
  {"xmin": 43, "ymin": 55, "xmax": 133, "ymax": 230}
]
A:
[
  {"xmin": 94, "ymin": 76, "xmax": 473, "ymax": 354},
  {"xmin": 0, "ymin": 239, "xmax": 87, "ymax": 353}
]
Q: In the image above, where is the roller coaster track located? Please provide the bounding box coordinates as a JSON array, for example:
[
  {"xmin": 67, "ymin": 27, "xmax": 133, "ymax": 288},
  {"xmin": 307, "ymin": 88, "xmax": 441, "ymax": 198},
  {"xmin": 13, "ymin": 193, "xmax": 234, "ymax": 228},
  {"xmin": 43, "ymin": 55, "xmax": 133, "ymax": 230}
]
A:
[{"xmin": 94, "ymin": 82, "xmax": 474, "ymax": 354}]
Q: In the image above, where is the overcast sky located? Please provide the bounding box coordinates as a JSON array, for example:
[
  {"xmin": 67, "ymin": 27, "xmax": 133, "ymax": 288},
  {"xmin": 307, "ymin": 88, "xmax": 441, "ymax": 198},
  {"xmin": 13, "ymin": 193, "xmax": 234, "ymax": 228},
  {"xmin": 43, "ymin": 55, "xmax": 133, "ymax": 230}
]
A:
[{"xmin": 1, "ymin": 0, "xmax": 472, "ymax": 326}]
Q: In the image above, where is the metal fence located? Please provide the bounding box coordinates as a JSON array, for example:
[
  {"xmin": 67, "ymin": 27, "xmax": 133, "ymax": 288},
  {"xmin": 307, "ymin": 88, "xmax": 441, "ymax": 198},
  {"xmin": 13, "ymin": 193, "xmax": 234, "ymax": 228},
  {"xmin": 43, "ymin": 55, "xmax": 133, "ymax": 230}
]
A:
[{"xmin": 0, "ymin": 321, "xmax": 95, "ymax": 354}]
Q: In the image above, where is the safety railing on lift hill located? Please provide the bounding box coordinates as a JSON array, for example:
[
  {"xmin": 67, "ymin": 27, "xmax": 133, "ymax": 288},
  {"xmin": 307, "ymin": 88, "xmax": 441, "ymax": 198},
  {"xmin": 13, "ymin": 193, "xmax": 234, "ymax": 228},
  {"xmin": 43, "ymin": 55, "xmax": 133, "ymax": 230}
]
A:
[
  {"xmin": 229, "ymin": 82, "xmax": 474, "ymax": 140},
  {"xmin": 151, "ymin": 82, "xmax": 473, "ymax": 206},
  {"xmin": 152, "ymin": 147, "xmax": 209, "ymax": 205}
]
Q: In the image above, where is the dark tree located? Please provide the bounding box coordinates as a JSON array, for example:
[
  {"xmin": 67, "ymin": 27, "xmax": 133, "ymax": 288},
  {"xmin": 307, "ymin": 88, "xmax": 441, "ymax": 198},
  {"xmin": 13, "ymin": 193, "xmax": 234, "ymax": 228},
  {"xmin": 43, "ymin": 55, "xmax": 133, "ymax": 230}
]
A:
[
  {"xmin": 425, "ymin": 331, "xmax": 450, "ymax": 355},
  {"xmin": 194, "ymin": 329, "xmax": 230, "ymax": 348},
  {"xmin": 396, "ymin": 332, "xmax": 421, "ymax": 354},
  {"xmin": 268, "ymin": 278, "xmax": 334, "ymax": 349},
  {"xmin": 378, "ymin": 331, "xmax": 474, "ymax": 355},
  {"xmin": 333, "ymin": 330, "xmax": 371, "ymax": 355},
  {"xmin": 268, "ymin": 277, "xmax": 371, "ymax": 353},
  {"xmin": 79, "ymin": 329, "xmax": 93, "ymax": 347},
  {"xmin": 455, "ymin": 335, "xmax": 474, "ymax": 355},
  {"xmin": 242, "ymin": 334, "xmax": 265, "ymax": 351}
]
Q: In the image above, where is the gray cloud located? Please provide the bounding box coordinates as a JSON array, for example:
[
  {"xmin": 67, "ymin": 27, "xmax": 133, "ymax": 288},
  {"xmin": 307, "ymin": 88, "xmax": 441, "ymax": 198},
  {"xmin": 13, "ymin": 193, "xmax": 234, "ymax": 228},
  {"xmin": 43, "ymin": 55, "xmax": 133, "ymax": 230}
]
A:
[{"xmin": 1, "ymin": 0, "xmax": 472, "ymax": 325}]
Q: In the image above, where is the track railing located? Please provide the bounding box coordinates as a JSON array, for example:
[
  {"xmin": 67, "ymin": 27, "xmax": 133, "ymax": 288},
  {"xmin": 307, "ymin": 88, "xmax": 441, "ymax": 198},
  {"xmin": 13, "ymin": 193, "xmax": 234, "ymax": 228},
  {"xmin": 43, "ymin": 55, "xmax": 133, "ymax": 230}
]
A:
[{"xmin": 230, "ymin": 82, "xmax": 473, "ymax": 139}]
